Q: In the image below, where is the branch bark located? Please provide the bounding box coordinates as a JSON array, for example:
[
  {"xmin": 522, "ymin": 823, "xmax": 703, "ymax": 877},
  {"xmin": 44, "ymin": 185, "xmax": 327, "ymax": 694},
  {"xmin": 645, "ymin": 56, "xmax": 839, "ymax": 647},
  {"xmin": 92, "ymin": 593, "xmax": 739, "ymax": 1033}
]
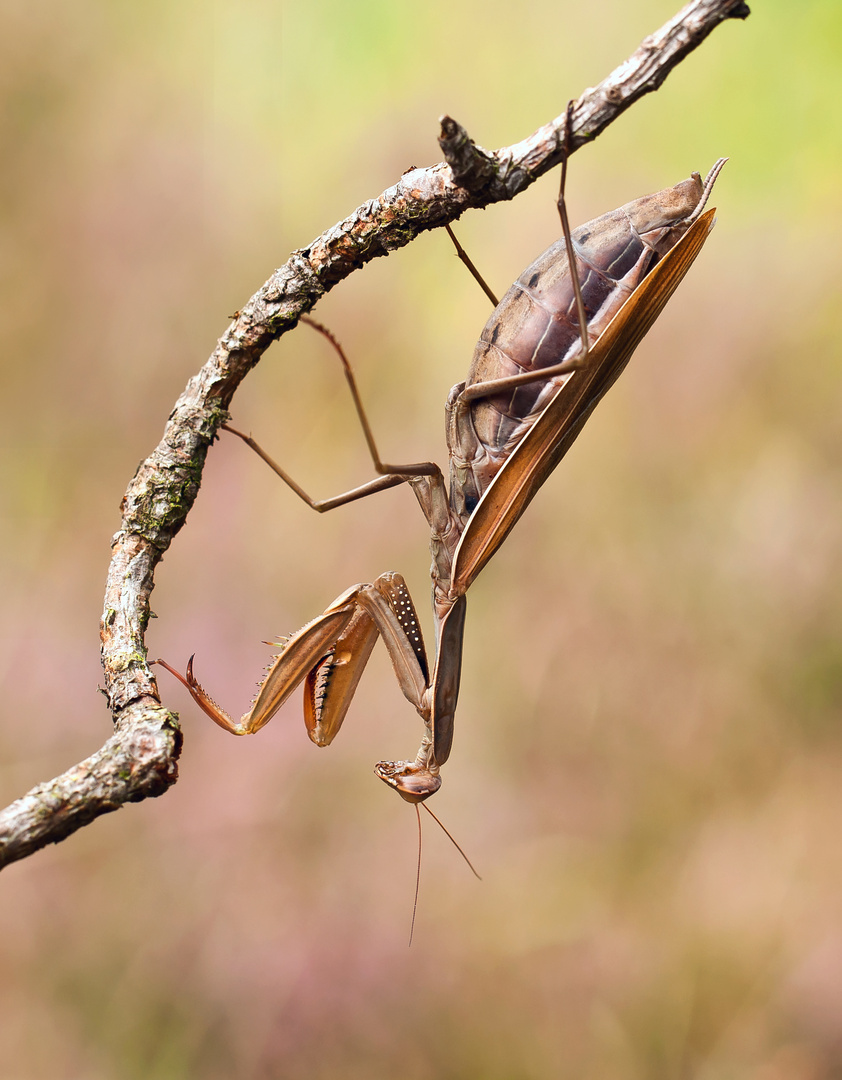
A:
[{"xmin": 0, "ymin": 0, "xmax": 749, "ymax": 871}]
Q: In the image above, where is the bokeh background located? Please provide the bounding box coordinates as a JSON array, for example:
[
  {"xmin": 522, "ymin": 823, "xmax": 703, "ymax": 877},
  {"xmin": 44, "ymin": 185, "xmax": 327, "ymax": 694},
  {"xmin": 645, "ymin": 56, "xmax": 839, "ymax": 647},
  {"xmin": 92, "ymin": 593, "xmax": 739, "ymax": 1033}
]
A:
[{"xmin": 1, "ymin": 1, "xmax": 841, "ymax": 1076}]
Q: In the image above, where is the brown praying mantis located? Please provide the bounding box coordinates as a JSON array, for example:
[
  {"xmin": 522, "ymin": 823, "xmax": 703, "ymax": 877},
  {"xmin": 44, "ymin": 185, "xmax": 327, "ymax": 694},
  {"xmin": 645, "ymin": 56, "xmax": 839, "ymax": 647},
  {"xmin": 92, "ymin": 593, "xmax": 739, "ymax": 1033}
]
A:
[{"xmin": 157, "ymin": 147, "xmax": 726, "ymax": 814}]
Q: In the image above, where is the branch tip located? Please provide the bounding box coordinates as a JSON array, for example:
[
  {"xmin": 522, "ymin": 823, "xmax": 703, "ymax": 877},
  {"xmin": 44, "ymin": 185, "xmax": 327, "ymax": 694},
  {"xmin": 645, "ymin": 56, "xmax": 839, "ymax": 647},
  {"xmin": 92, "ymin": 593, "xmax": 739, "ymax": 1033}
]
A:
[{"xmin": 438, "ymin": 114, "xmax": 496, "ymax": 192}]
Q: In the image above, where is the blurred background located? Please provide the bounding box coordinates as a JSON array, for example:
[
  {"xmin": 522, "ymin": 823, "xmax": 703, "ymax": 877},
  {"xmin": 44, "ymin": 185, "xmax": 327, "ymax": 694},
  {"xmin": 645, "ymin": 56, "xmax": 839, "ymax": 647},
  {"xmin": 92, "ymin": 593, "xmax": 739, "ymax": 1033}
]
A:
[{"xmin": 1, "ymin": 0, "xmax": 840, "ymax": 1076}]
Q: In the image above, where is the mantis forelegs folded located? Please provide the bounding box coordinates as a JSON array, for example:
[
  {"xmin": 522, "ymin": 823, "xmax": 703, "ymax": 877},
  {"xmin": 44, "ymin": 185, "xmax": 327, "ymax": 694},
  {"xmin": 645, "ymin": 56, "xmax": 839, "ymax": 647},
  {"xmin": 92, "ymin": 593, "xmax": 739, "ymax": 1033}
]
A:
[{"xmin": 155, "ymin": 571, "xmax": 466, "ymax": 803}]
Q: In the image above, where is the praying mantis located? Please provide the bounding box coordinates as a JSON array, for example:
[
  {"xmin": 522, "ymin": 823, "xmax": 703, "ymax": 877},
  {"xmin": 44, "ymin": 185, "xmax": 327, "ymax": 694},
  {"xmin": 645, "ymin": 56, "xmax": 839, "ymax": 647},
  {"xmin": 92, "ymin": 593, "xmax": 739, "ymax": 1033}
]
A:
[{"xmin": 157, "ymin": 148, "xmax": 726, "ymax": 811}]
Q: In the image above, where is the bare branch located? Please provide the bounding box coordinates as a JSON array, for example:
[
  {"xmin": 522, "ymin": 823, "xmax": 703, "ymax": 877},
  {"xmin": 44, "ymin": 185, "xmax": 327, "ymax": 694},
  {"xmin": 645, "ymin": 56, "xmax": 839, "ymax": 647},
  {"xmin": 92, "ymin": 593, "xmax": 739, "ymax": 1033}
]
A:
[{"xmin": 0, "ymin": 0, "xmax": 749, "ymax": 871}]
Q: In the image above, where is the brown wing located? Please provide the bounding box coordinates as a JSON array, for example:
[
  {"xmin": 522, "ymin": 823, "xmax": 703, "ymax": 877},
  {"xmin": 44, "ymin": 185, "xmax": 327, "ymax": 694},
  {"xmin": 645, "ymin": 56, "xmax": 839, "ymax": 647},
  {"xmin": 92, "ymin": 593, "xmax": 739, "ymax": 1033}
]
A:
[{"xmin": 451, "ymin": 207, "xmax": 717, "ymax": 596}]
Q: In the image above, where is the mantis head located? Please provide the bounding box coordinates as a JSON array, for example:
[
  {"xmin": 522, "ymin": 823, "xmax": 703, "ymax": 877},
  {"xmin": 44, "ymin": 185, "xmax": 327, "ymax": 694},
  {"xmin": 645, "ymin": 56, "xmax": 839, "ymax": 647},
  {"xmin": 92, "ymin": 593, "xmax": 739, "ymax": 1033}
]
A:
[{"xmin": 374, "ymin": 760, "xmax": 442, "ymax": 803}]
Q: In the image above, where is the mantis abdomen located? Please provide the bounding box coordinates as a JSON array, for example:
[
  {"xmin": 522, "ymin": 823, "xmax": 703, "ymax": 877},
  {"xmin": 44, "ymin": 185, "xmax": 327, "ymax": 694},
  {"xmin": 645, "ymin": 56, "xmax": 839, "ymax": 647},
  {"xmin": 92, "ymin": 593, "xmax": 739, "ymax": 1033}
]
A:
[{"xmin": 448, "ymin": 168, "xmax": 724, "ymax": 524}]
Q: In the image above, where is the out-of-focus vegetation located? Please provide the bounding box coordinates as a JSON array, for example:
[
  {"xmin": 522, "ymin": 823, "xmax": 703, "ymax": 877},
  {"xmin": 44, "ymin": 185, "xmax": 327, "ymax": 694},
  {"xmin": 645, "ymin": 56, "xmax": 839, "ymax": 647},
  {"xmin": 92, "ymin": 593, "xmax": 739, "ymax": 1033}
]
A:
[{"xmin": 1, "ymin": 1, "xmax": 841, "ymax": 1076}]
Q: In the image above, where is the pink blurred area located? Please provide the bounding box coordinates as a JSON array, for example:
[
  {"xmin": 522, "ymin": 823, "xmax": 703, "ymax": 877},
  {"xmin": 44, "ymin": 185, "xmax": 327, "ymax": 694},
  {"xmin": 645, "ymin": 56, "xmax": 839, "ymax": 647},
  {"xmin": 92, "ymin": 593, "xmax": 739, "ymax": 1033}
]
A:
[{"xmin": 2, "ymin": 0, "xmax": 842, "ymax": 1077}]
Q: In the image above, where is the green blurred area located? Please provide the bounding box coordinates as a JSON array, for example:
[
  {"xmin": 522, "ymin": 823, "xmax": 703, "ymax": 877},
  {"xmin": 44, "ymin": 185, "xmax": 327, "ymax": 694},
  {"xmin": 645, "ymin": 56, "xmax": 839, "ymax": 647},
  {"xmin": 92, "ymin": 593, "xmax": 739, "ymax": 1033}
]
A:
[{"xmin": 1, "ymin": 1, "xmax": 842, "ymax": 1077}]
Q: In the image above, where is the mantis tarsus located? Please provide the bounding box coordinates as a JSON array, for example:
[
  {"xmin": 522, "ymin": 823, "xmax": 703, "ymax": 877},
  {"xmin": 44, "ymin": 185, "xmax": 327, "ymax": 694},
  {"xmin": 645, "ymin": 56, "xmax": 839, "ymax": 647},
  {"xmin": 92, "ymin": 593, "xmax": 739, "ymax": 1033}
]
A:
[{"xmin": 156, "ymin": 150, "xmax": 726, "ymax": 818}]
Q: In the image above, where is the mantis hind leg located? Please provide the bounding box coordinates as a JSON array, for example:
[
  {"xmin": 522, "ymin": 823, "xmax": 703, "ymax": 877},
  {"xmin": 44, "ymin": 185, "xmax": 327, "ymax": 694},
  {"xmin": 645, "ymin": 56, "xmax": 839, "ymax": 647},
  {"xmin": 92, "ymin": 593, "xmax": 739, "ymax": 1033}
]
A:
[
  {"xmin": 443, "ymin": 223, "xmax": 499, "ymax": 308},
  {"xmin": 556, "ymin": 99, "xmax": 590, "ymax": 365}
]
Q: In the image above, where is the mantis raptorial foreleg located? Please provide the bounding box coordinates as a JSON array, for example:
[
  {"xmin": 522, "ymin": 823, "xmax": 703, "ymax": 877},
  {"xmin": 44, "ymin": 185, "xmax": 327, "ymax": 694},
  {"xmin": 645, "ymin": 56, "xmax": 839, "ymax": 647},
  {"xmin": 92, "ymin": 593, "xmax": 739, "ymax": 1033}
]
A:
[{"xmin": 156, "ymin": 571, "xmax": 449, "ymax": 795}]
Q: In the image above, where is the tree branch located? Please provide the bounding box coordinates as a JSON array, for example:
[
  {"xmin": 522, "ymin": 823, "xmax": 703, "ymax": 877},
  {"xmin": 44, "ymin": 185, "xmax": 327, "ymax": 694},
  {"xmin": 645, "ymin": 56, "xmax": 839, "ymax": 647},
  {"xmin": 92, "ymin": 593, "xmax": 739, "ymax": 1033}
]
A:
[{"xmin": 0, "ymin": 0, "xmax": 749, "ymax": 871}]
